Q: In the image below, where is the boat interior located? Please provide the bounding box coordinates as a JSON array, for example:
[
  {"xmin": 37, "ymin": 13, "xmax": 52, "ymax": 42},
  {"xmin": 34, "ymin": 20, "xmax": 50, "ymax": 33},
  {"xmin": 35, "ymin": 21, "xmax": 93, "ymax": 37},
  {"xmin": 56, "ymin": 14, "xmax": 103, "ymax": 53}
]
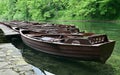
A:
[{"xmin": 22, "ymin": 30, "xmax": 109, "ymax": 45}]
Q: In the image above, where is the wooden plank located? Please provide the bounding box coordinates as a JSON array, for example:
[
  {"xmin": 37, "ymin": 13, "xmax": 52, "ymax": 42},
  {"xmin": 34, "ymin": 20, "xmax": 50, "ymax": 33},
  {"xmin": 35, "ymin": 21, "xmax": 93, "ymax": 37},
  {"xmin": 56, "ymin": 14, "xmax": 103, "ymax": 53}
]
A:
[{"xmin": 0, "ymin": 24, "xmax": 19, "ymax": 36}]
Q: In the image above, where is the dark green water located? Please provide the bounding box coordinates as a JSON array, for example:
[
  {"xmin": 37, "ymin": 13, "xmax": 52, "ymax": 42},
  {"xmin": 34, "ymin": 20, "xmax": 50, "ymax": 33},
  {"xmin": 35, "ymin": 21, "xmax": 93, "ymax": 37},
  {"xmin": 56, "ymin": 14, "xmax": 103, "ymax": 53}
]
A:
[{"xmin": 7, "ymin": 22, "xmax": 120, "ymax": 75}]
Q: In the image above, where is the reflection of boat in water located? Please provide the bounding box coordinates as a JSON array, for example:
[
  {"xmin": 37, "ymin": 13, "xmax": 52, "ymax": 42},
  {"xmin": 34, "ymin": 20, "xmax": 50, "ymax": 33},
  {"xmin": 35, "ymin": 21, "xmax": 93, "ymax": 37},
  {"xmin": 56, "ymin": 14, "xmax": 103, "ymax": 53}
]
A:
[{"xmin": 20, "ymin": 28, "xmax": 115, "ymax": 63}]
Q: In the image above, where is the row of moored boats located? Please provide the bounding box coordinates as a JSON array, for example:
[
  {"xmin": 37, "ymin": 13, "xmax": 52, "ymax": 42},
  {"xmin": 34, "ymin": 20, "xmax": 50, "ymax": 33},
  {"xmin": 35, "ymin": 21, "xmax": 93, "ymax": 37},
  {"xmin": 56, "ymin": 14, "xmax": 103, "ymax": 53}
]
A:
[{"xmin": 0, "ymin": 21, "xmax": 115, "ymax": 63}]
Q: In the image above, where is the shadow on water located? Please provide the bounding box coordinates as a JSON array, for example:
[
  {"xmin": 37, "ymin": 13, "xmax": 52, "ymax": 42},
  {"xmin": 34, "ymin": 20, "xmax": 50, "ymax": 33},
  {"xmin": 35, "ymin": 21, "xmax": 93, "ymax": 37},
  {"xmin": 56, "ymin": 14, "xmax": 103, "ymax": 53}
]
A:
[
  {"xmin": 11, "ymin": 38, "xmax": 115, "ymax": 75},
  {"xmin": 0, "ymin": 29, "xmax": 9, "ymax": 43}
]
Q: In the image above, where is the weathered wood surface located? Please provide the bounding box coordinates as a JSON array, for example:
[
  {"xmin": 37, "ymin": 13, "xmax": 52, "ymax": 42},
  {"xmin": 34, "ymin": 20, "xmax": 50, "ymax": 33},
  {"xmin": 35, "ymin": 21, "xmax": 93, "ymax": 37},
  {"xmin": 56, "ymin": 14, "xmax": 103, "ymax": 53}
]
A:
[{"xmin": 0, "ymin": 24, "xmax": 19, "ymax": 36}]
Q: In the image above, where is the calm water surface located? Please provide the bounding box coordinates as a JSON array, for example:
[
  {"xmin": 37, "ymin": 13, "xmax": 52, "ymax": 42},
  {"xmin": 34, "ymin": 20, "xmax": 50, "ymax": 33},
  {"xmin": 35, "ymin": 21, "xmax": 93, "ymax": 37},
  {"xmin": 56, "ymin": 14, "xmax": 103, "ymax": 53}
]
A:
[{"xmin": 13, "ymin": 22, "xmax": 120, "ymax": 75}]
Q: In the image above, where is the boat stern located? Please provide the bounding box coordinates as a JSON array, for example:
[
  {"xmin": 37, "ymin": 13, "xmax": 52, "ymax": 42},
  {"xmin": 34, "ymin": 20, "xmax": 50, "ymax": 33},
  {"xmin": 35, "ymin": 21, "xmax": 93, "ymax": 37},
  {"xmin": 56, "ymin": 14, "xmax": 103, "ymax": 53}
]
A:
[{"xmin": 99, "ymin": 40, "xmax": 116, "ymax": 63}]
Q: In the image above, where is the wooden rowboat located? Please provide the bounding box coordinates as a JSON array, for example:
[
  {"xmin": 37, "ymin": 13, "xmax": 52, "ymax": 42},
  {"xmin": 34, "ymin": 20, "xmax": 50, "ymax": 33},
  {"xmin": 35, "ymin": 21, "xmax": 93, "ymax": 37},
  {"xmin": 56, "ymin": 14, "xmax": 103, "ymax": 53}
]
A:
[
  {"xmin": 20, "ymin": 29, "xmax": 115, "ymax": 63},
  {"xmin": 0, "ymin": 21, "xmax": 48, "ymax": 32},
  {"xmin": 1, "ymin": 21, "xmax": 80, "ymax": 33}
]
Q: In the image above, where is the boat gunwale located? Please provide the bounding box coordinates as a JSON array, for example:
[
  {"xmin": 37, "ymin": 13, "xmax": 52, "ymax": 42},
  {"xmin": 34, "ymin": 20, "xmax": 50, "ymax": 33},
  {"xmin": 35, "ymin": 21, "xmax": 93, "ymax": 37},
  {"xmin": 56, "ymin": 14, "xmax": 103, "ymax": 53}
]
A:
[{"xmin": 20, "ymin": 29, "xmax": 115, "ymax": 47}]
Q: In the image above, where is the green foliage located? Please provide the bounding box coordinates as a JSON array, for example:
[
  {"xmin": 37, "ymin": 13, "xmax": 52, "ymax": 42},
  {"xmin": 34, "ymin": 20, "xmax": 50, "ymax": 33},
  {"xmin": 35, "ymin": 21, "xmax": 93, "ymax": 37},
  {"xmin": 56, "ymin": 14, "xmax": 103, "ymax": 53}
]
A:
[
  {"xmin": 0, "ymin": 0, "xmax": 8, "ymax": 20},
  {"xmin": 0, "ymin": 0, "xmax": 120, "ymax": 21},
  {"xmin": 98, "ymin": 0, "xmax": 120, "ymax": 19},
  {"xmin": 77, "ymin": 0, "xmax": 120, "ymax": 19}
]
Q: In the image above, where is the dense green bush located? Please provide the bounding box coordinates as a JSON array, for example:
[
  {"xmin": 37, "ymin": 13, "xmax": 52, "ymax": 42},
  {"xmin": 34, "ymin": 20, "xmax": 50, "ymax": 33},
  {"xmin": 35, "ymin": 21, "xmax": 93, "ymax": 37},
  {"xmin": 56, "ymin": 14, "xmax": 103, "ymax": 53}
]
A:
[{"xmin": 0, "ymin": 0, "xmax": 120, "ymax": 21}]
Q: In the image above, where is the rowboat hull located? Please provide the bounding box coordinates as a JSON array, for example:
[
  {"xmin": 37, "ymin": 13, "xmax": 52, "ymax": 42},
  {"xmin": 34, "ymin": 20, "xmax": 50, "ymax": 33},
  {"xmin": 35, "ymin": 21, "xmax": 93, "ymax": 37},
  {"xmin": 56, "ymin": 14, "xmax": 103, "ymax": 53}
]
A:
[{"xmin": 20, "ymin": 30, "xmax": 115, "ymax": 63}]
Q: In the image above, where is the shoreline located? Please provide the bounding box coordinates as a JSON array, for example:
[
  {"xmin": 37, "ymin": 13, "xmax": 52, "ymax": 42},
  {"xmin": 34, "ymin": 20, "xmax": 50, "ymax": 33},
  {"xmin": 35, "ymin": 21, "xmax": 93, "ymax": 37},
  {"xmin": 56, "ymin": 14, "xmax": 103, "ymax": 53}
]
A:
[{"xmin": 0, "ymin": 43, "xmax": 40, "ymax": 75}]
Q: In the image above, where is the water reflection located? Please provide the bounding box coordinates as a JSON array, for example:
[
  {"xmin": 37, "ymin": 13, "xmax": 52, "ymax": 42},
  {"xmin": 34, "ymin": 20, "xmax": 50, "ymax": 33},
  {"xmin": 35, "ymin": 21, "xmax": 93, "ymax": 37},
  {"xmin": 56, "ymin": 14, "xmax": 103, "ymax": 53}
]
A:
[{"xmin": 11, "ymin": 21, "xmax": 120, "ymax": 75}]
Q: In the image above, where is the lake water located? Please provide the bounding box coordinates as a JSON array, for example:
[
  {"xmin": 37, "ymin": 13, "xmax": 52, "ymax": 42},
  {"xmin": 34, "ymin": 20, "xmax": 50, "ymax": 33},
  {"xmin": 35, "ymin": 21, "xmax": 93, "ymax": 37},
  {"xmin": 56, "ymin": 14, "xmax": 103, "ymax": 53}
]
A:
[{"xmin": 4, "ymin": 21, "xmax": 120, "ymax": 75}]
